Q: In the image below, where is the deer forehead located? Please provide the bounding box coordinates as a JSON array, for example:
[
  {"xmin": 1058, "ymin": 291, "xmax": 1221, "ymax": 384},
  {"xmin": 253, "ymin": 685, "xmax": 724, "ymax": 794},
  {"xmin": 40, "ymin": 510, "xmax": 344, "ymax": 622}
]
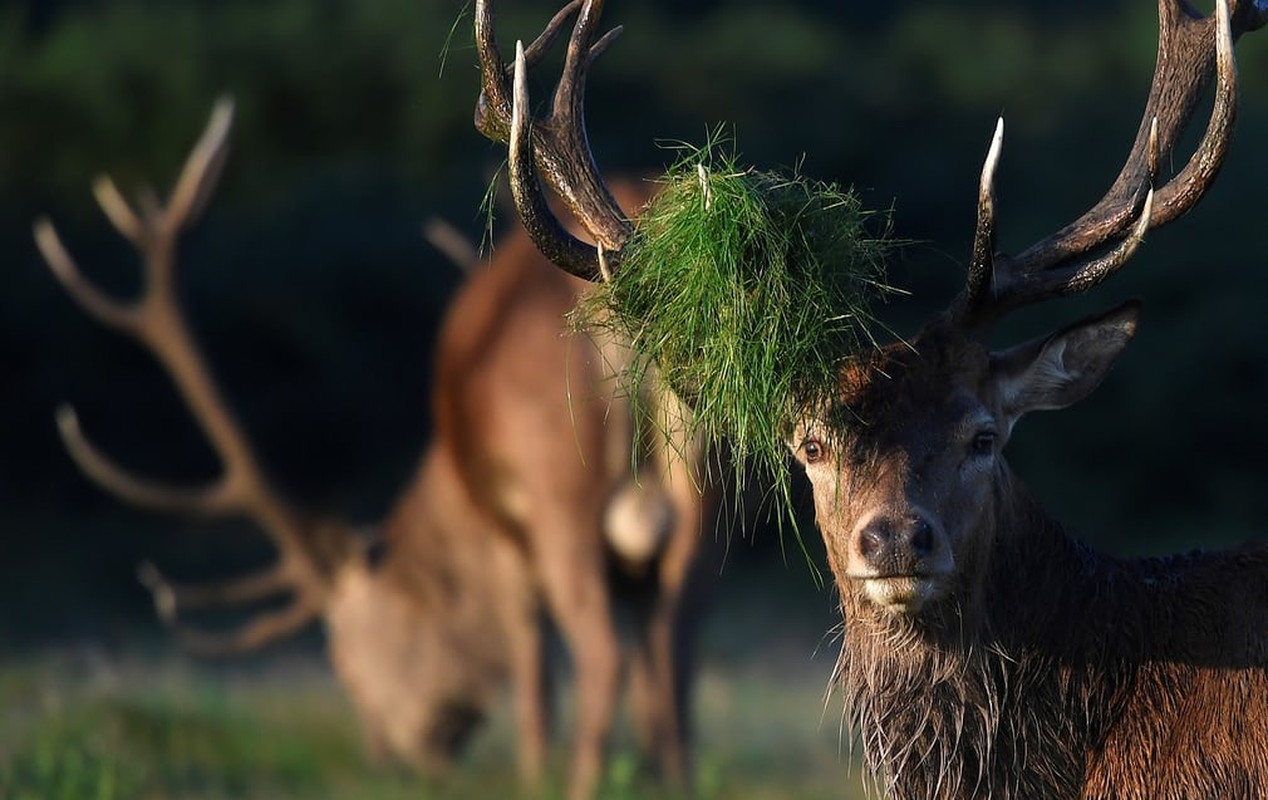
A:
[
  {"xmin": 795, "ymin": 337, "xmax": 997, "ymax": 454},
  {"xmin": 852, "ymin": 397, "xmax": 990, "ymax": 460}
]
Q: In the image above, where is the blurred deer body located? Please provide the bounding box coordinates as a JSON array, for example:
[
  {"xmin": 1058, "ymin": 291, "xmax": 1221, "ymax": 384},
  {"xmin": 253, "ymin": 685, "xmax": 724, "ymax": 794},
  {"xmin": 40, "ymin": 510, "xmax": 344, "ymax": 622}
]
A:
[
  {"xmin": 39, "ymin": 102, "xmax": 712, "ymax": 796},
  {"xmin": 470, "ymin": 0, "xmax": 1268, "ymax": 796},
  {"xmin": 424, "ymin": 179, "xmax": 711, "ymax": 790}
]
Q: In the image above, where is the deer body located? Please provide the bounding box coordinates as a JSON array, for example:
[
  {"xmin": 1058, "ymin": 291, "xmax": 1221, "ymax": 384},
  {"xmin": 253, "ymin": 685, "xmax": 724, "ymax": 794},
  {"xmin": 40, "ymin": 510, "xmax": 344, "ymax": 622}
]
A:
[
  {"xmin": 426, "ymin": 183, "xmax": 711, "ymax": 793},
  {"xmin": 39, "ymin": 102, "xmax": 713, "ymax": 799}
]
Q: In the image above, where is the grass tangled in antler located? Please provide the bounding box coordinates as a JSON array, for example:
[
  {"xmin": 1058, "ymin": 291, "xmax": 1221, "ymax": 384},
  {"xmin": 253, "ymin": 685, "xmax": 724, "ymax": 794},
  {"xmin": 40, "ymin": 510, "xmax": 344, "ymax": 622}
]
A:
[{"xmin": 578, "ymin": 139, "xmax": 898, "ymax": 523}]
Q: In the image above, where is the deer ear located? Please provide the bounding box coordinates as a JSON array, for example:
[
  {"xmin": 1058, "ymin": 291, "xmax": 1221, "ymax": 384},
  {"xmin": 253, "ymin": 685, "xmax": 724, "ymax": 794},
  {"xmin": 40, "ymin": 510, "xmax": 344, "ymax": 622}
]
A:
[{"xmin": 991, "ymin": 300, "xmax": 1140, "ymax": 424}]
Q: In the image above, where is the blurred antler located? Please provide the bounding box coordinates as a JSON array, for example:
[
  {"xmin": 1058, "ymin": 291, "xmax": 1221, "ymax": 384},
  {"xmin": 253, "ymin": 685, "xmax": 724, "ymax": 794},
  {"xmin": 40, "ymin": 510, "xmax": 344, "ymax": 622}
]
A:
[
  {"xmin": 136, "ymin": 560, "xmax": 318, "ymax": 655},
  {"xmin": 423, "ymin": 217, "xmax": 481, "ymax": 274},
  {"xmin": 37, "ymin": 98, "xmax": 333, "ymax": 654}
]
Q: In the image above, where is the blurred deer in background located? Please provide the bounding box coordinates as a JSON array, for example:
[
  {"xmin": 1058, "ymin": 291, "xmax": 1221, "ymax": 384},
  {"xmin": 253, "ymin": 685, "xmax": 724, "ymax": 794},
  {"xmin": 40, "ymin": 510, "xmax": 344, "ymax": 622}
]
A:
[
  {"xmin": 38, "ymin": 98, "xmax": 715, "ymax": 796},
  {"xmin": 474, "ymin": 0, "xmax": 1268, "ymax": 796}
]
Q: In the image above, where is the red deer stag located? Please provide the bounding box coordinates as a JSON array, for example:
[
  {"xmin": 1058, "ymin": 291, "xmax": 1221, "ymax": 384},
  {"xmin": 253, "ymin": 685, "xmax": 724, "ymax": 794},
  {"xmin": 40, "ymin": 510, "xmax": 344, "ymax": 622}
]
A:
[
  {"xmin": 473, "ymin": 0, "xmax": 1268, "ymax": 797},
  {"xmin": 37, "ymin": 98, "xmax": 713, "ymax": 797}
]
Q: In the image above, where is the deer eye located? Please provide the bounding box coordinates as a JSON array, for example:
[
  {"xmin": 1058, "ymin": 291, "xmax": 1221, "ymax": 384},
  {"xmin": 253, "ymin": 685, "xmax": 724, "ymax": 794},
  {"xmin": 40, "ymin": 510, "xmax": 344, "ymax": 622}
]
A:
[
  {"xmin": 802, "ymin": 438, "xmax": 827, "ymax": 464},
  {"xmin": 970, "ymin": 431, "xmax": 997, "ymax": 458}
]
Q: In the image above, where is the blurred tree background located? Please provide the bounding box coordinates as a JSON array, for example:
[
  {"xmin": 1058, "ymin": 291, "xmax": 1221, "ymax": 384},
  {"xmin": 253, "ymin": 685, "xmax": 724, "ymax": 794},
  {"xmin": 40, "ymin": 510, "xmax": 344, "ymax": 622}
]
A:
[{"xmin": 2, "ymin": 0, "xmax": 1267, "ymax": 650}]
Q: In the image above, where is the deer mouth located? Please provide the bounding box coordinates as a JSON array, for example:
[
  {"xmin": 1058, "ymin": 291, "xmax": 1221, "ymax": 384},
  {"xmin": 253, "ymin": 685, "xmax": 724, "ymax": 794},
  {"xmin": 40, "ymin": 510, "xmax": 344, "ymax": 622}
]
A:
[
  {"xmin": 425, "ymin": 702, "xmax": 486, "ymax": 761},
  {"xmin": 859, "ymin": 574, "xmax": 946, "ymax": 614}
]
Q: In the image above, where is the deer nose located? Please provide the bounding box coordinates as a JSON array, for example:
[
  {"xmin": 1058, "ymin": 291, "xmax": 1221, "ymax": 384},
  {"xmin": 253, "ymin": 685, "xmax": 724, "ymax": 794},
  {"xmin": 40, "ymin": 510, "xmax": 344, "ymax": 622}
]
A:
[
  {"xmin": 909, "ymin": 517, "xmax": 935, "ymax": 557},
  {"xmin": 855, "ymin": 514, "xmax": 939, "ymax": 575}
]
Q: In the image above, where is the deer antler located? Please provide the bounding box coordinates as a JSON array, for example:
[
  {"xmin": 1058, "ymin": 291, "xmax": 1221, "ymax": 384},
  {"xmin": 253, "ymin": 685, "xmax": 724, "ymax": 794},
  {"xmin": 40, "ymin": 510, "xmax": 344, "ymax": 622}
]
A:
[
  {"xmin": 959, "ymin": 0, "xmax": 1265, "ymax": 325},
  {"xmin": 136, "ymin": 561, "xmax": 319, "ymax": 656},
  {"xmin": 423, "ymin": 217, "xmax": 481, "ymax": 274},
  {"xmin": 37, "ymin": 98, "xmax": 332, "ymax": 653},
  {"xmin": 474, "ymin": 0, "xmax": 633, "ymax": 280}
]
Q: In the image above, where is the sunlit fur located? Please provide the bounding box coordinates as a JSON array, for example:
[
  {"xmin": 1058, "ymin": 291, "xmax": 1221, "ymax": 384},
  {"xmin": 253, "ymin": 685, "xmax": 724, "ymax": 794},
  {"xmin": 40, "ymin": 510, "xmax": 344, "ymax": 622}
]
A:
[
  {"xmin": 322, "ymin": 182, "xmax": 715, "ymax": 794},
  {"xmin": 794, "ymin": 317, "xmax": 1268, "ymax": 799},
  {"xmin": 414, "ymin": 179, "xmax": 714, "ymax": 795}
]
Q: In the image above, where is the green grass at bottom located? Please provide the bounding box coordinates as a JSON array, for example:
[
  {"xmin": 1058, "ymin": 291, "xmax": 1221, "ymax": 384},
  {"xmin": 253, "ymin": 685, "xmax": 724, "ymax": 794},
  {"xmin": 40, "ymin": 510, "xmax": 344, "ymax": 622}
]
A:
[{"xmin": 0, "ymin": 652, "xmax": 868, "ymax": 800}]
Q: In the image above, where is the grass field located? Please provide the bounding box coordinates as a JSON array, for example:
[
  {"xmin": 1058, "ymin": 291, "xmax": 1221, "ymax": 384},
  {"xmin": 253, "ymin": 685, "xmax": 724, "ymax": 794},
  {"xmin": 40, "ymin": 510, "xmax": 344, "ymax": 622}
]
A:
[{"xmin": 0, "ymin": 644, "xmax": 870, "ymax": 800}]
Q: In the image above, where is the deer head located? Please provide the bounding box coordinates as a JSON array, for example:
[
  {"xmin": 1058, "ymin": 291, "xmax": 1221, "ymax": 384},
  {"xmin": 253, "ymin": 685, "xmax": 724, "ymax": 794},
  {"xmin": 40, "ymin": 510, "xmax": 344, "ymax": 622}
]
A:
[{"xmin": 789, "ymin": 301, "xmax": 1141, "ymax": 622}]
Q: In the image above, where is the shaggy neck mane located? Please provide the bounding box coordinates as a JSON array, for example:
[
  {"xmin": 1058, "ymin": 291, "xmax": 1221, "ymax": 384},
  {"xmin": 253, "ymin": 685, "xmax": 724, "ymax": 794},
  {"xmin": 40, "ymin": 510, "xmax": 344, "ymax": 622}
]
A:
[{"xmin": 834, "ymin": 465, "xmax": 1259, "ymax": 799}]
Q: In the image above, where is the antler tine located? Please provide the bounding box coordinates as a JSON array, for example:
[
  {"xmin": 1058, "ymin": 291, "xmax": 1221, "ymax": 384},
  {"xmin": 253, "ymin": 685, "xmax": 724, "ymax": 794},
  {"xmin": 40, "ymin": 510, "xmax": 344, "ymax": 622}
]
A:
[
  {"xmin": 34, "ymin": 218, "xmax": 140, "ymax": 332},
  {"xmin": 423, "ymin": 217, "xmax": 481, "ymax": 274},
  {"xmin": 474, "ymin": 0, "xmax": 635, "ymax": 282},
  {"xmin": 56, "ymin": 405, "xmax": 239, "ymax": 514},
  {"xmin": 166, "ymin": 96, "xmax": 234, "ymax": 235},
  {"xmin": 1018, "ymin": 0, "xmax": 1239, "ymax": 262},
  {"xmin": 960, "ymin": 0, "xmax": 1251, "ymax": 325},
  {"xmin": 546, "ymin": 0, "xmax": 633, "ymax": 248},
  {"xmin": 476, "ymin": 0, "xmax": 583, "ymax": 140},
  {"xmin": 137, "ymin": 560, "xmax": 299, "ymax": 620},
  {"xmin": 963, "ymin": 119, "xmax": 1160, "ymax": 320},
  {"xmin": 551, "ymin": 0, "xmax": 608, "ymax": 123},
  {"xmin": 963, "ymin": 118, "xmax": 1005, "ymax": 313},
  {"xmin": 1146, "ymin": 0, "xmax": 1239, "ymax": 226},
  {"xmin": 170, "ymin": 595, "xmax": 323, "ymax": 657},
  {"xmin": 92, "ymin": 176, "xmax": 145, "ymax": 245}
]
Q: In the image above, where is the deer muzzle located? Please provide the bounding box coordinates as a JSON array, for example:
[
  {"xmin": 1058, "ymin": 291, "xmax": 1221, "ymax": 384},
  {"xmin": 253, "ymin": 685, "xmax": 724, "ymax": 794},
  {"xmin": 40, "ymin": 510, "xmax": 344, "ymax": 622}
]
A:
[{"xmin": 847, "ymin": 509, "xmax": 954, "ymax": 614}]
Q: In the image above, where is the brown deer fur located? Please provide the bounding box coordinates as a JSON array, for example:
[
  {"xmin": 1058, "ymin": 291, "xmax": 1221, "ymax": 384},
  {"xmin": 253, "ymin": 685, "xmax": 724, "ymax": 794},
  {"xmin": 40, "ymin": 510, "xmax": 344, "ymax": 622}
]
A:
[
  {"xmin": 422, "ymin": 179, "xmax": 714, "ymax": 793},
  {"xmin": 793, "ymin": 318, "xmax": 1268, "ymax": 799},
  {"xmin": 342, "ymin": 188, "xmax": 715, "ymax": 786}
]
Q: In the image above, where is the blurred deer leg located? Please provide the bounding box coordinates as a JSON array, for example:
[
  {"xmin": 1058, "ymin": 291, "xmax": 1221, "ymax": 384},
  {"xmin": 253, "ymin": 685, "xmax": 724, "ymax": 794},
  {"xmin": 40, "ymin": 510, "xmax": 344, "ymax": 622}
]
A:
[
  {"xmin": 560, "ymin": 604, "xmax": 620, "ymax": 800},
  {"xmin": 625, "ymin": 599, "xmax": 687, "ymax": 784},
  {"xmin": 645, "ymin": 421, "xmax": 713, "ymax": 790},
  {"xmin": 507, "ymin": 608, "xmax": 551, "ymax": 786},
  {"xmin": 492, "ymin": 538, "xmax": 552, "ymax": 785},
  {"xmin": 639, "ymin": 502, "xmax": 704, "ymax": 789},
  {"xmin": 651, "ymin": 606, "xmax": 690, "ymax": 783},
  {"xmin": 627, "ymin": 606, "xmax": 679, "ymax": 782},
  {"xmin": 359, "ymin": 718, "xmax": 392, "ymax": 767},
  {"xmin": 534, "ymin": 519, "xmax": 621, "ymax": 800},
  {"xmin": 626, "ymin": 637, "xmax": 657, "ymax": 758}
]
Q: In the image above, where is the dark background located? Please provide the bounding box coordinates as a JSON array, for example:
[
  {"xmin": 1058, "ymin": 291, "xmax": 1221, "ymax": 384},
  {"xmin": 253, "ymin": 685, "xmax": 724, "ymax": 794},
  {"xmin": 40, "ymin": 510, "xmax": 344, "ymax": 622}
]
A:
[{"xmin": 3, "ymin": 0, "xmax": 1267, "ymax": 650}]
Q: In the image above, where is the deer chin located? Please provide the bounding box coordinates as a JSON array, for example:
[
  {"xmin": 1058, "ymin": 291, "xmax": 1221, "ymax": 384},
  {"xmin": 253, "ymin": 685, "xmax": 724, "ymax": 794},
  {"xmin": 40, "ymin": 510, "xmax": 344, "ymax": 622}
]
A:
[{"xmin": 861, "ymin": 575, "xmax": 945, "ymax": 615}]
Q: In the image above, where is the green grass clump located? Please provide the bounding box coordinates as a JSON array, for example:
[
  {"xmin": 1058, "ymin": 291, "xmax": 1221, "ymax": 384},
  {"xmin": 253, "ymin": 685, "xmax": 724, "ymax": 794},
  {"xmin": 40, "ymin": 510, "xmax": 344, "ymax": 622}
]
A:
[{"xmin": 580, "ymin": 139, "xmax": 896, "ymax": 516}]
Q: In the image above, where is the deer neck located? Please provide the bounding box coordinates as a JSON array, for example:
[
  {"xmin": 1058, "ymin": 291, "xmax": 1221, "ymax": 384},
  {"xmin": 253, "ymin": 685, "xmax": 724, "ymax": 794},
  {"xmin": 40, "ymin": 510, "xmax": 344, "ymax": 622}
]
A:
[{"xmin": 833, "ymin": 469, "xmax": 1136, "ymax": 799}]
